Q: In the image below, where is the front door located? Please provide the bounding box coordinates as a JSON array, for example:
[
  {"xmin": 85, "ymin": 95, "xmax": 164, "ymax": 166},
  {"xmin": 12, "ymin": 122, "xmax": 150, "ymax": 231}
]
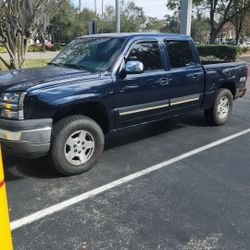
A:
[{"xmin": 114, "ymin": 40, "xmax": 171, "ymax": 128}]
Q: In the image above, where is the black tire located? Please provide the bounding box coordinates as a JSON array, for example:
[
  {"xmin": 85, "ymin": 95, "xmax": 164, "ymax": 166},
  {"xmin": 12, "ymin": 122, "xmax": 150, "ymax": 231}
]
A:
[
  {"xmin": 204, "ymin": 88, "xmax": 233, "ymax": 126},
  {"xmin": 49, "ymin": 115, "xmax": 105, "ymax": 176}
]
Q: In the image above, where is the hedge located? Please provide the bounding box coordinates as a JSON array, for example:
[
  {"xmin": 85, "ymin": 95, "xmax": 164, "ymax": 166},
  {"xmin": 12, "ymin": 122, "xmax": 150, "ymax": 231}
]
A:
[{"xmin": 197, "ymin": 45, "xmax": 241, "ymax": 62}]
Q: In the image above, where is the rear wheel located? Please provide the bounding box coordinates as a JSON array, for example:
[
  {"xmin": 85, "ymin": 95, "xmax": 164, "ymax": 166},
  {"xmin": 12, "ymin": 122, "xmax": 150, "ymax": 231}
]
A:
[
  {"xmin": 50, "ymin": 115, "xmax": 105, "ymax": 176},
  {"xmin": 204, "ymin": 88, "xmax": 233, "ymax": 126}
]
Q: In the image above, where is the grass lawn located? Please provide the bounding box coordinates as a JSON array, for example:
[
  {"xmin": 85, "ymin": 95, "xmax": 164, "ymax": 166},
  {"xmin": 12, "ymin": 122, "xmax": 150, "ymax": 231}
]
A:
[{"xmin": 0, "ymin": 58, "xmax": 51, "ymax": 71}]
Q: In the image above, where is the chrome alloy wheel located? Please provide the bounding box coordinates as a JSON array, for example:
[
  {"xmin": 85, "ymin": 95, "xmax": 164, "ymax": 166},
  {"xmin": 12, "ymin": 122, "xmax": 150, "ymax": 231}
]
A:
[
  {"xmin": 217, "ymin": 96, "xmax": 230, "ymax": 119},
  {"xmin": 64, "ymin": 130, "xmax": 95, "ymax": 165}
]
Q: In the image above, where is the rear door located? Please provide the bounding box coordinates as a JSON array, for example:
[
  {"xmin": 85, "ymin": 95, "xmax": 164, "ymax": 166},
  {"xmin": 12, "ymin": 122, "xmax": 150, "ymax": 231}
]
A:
[
  {"xmin": 114, "ymin": 39, "xmax": 171, "ymax": 128},
  {"xmin": 164, "ymin": 40, "xmax": 204, "ymax": 112}
]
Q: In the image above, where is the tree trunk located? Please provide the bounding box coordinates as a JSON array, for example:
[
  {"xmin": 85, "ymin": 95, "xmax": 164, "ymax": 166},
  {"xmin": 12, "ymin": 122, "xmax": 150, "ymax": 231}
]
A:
[
  {"xmin": 209, "ymin": 1, "xmax": 216, "ymax": 44},
  {"xmin": 235, "ymin": 11, "xmax": 245, "ymax": 45},
  {"xmin": 210, "ymin": 28, "xmax": 217, "ymax": 44},
  {"xmin": 235, "ymin": 18, "xmax": 240, "ymax": 45},
  {"xmin": 41, "ymin": 36, "xmax": 46, "ymax": 51}
]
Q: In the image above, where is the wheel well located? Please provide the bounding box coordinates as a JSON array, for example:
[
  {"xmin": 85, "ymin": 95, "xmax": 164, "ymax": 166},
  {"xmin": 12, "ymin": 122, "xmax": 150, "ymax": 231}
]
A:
[
  {"xmin": 53, "ymin": 102, "xmax": 110, "ymax": 134},
  {"xmin": 219, "ymin": 82, "xmax": 236, "ymax": 97}
]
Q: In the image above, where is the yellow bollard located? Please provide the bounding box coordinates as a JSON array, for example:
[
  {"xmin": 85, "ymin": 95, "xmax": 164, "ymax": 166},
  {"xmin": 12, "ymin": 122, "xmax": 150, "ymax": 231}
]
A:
[{"xmin": 0, "ymin": 146, "xmax": 13, "ymax": 250}]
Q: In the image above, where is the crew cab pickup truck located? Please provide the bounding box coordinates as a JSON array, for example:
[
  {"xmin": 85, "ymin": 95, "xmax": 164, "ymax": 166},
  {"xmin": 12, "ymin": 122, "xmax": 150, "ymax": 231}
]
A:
[{"xmin": 0, "ymin": 33, "xmax": 247, "ymax": 175}]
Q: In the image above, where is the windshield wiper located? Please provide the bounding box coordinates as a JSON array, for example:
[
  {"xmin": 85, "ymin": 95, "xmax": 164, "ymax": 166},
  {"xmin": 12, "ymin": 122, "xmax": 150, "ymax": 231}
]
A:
[
  {"xmin": 48, "ymin": 62, "xmax": 88, "ymax": 71},
  {"xmin": 61, "ymin": 63, "xmax": 87, "ymax": 70},
  {"xmin": 48, "ymin": 62, "xmax": 61, "ymax": 67}
]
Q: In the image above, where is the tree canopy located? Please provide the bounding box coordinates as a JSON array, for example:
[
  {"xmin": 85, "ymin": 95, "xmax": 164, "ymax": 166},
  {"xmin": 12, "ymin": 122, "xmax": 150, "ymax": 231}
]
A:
[
  {"xmin": 1, "ymin": 0, "xmax": 250, "ymax": 70},
  {"xmin": 166, "ymin": 0, "xmax": 250, "ymax": 43}
]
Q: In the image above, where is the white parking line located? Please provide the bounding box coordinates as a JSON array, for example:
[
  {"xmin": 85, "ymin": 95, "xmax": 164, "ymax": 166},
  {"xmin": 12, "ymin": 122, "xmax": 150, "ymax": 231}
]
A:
[{"xmin": 10, "ymin": 128, "xmax": 250, "ymax": 231}]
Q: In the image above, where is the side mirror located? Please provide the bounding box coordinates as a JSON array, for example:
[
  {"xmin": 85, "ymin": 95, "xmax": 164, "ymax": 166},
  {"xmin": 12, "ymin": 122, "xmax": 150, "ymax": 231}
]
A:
[{"xmin": 125, "ymin": 61, "xmax": 144, "ymax": 74}]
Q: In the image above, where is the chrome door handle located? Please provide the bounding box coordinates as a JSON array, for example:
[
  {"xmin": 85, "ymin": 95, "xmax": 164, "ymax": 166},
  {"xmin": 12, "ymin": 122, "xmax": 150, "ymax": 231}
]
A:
[
  {"xmin": 191, "ymin": 75, "xmax": 199, "ymax": 80},
  {"xmin": 160, "ymin": 78, "xmax": 169, "ymax": 86}
]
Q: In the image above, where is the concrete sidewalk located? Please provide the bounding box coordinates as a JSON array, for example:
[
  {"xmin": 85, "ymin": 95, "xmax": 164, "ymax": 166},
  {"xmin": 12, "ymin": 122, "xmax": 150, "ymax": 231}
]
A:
[{"xmin": 0, "ymin": 51, "xmax": 59, "ymax": 60}]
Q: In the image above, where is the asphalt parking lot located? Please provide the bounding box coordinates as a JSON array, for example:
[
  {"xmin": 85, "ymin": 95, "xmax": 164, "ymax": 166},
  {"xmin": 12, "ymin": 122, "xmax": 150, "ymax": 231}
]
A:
[{"xmin": 4, "ymin": 58, "xmax": 250, "ymax": 250}]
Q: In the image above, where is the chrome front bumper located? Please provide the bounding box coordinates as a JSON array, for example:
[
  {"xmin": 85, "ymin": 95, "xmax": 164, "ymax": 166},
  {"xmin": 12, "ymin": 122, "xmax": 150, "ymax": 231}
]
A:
[{"xmin": 0, "ymin": 118, "xmax": 52, "ymax": 158}]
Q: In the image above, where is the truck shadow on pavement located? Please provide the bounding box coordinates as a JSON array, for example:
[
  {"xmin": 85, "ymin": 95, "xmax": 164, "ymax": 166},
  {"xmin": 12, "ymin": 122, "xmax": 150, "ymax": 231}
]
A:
[
  {"xmin": 105, "ymin": 112, "xmax": 207, "ymax": 150},
  {"xmin": 4, "ymin": 112, "xmax": 207, "ymax": 181}
]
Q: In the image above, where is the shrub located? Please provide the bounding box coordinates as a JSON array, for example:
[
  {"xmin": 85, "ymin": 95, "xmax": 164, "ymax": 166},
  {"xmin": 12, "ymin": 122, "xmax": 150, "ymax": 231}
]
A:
[
  {"xmin": 28, "ymin": 44, "xmax": 43, "ymax": 52},
  {"xmin": 241, "ymin": 46, "xmax": 250, "ymax": 53},
  {"xmin": 49, "ymin": 44, "xmax": 63, "ymax": 51},
  {"xmin": 197, "ymin": 45, "xmax": 241, "ymax": 62}
]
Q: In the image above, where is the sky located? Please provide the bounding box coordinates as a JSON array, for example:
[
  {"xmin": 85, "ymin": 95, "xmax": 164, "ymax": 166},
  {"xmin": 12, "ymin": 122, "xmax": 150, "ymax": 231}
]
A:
[{"xmin": 72, "ymin": 0, "xmax": 167, "ymax": 18}]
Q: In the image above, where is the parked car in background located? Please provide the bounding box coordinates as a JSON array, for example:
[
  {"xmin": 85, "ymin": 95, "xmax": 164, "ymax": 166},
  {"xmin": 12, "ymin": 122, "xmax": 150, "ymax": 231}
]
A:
[{"xmin": 222, "ymin": 39, "xmax": 237, "ymax": 45}]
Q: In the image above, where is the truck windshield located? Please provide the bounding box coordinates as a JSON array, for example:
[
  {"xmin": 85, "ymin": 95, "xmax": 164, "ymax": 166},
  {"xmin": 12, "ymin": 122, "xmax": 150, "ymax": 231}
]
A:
[{"xmin": 50, "ymin": 37, "xmax": 126, "ymax": 72}]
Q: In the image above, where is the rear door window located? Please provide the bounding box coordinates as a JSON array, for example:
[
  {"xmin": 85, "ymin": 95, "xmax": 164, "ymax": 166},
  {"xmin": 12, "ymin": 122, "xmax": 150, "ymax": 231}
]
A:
[{"xmin": 164, "ymin": 40, "xmax": 196, "ymax": 68}]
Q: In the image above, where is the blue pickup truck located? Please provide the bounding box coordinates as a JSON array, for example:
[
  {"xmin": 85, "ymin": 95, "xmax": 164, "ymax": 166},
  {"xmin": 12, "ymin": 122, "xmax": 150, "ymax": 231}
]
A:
[{"xmin": 0, "ymin": 33, "xmax": 248, "ymax": 175}]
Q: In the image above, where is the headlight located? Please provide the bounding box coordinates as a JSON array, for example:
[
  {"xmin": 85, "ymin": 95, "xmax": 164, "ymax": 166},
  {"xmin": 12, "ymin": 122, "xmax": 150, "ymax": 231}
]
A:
[{"xmin": 0, "ymin": 92, "xmax": 26, "ymax": 120}]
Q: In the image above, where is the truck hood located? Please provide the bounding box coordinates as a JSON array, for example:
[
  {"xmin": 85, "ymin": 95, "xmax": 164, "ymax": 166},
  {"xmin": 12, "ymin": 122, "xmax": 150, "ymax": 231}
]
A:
[{"xmin": 0, "ymin": 65, "xmax": 99, "ymax": 93}]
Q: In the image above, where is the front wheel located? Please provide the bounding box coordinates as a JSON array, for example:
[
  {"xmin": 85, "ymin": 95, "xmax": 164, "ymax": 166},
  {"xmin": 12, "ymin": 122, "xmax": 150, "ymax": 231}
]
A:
[
  {"xmin": 204, "ymin": 88, "xmax": 233, "ymax": 126},
  {"xmin": 50, "ymin": 115, "xmax": 105, "ymax": 176}
]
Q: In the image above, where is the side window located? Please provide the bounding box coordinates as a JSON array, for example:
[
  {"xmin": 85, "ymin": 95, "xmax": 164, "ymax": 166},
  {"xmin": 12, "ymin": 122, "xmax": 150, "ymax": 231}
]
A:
[
  {"xmin": 127, "ymin": 41, "xmax": 163, "ymax": 71},
  {"xmin": 164, "ymin": 40, "xmax": 196, "ymax": 68}
]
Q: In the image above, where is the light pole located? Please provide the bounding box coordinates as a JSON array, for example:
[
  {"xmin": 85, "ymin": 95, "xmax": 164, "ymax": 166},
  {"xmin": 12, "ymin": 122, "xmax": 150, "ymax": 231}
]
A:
[
  {"xmin": 94, "ymin": 0, "xmax": 97, "ymax": 14},
  {"xmin": 79, "ymin": 0, "xmax": 81, "ymax": 13},
  {"xmin": 180, "ymin": 0, "xmax": 193, "ymax": 35},
  {"xmin": 115, "ymin": 0, "xmax": 120, "ymax": 33},
  {"xmin": 102, "ymin": 0, "xmax": 104, "ymax": 33}
]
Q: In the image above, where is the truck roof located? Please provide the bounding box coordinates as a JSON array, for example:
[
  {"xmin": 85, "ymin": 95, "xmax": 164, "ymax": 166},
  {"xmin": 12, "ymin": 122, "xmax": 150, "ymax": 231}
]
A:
[{"xmin": 78, "ymin": 32, "xmax": 191, "ymax": 40}]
